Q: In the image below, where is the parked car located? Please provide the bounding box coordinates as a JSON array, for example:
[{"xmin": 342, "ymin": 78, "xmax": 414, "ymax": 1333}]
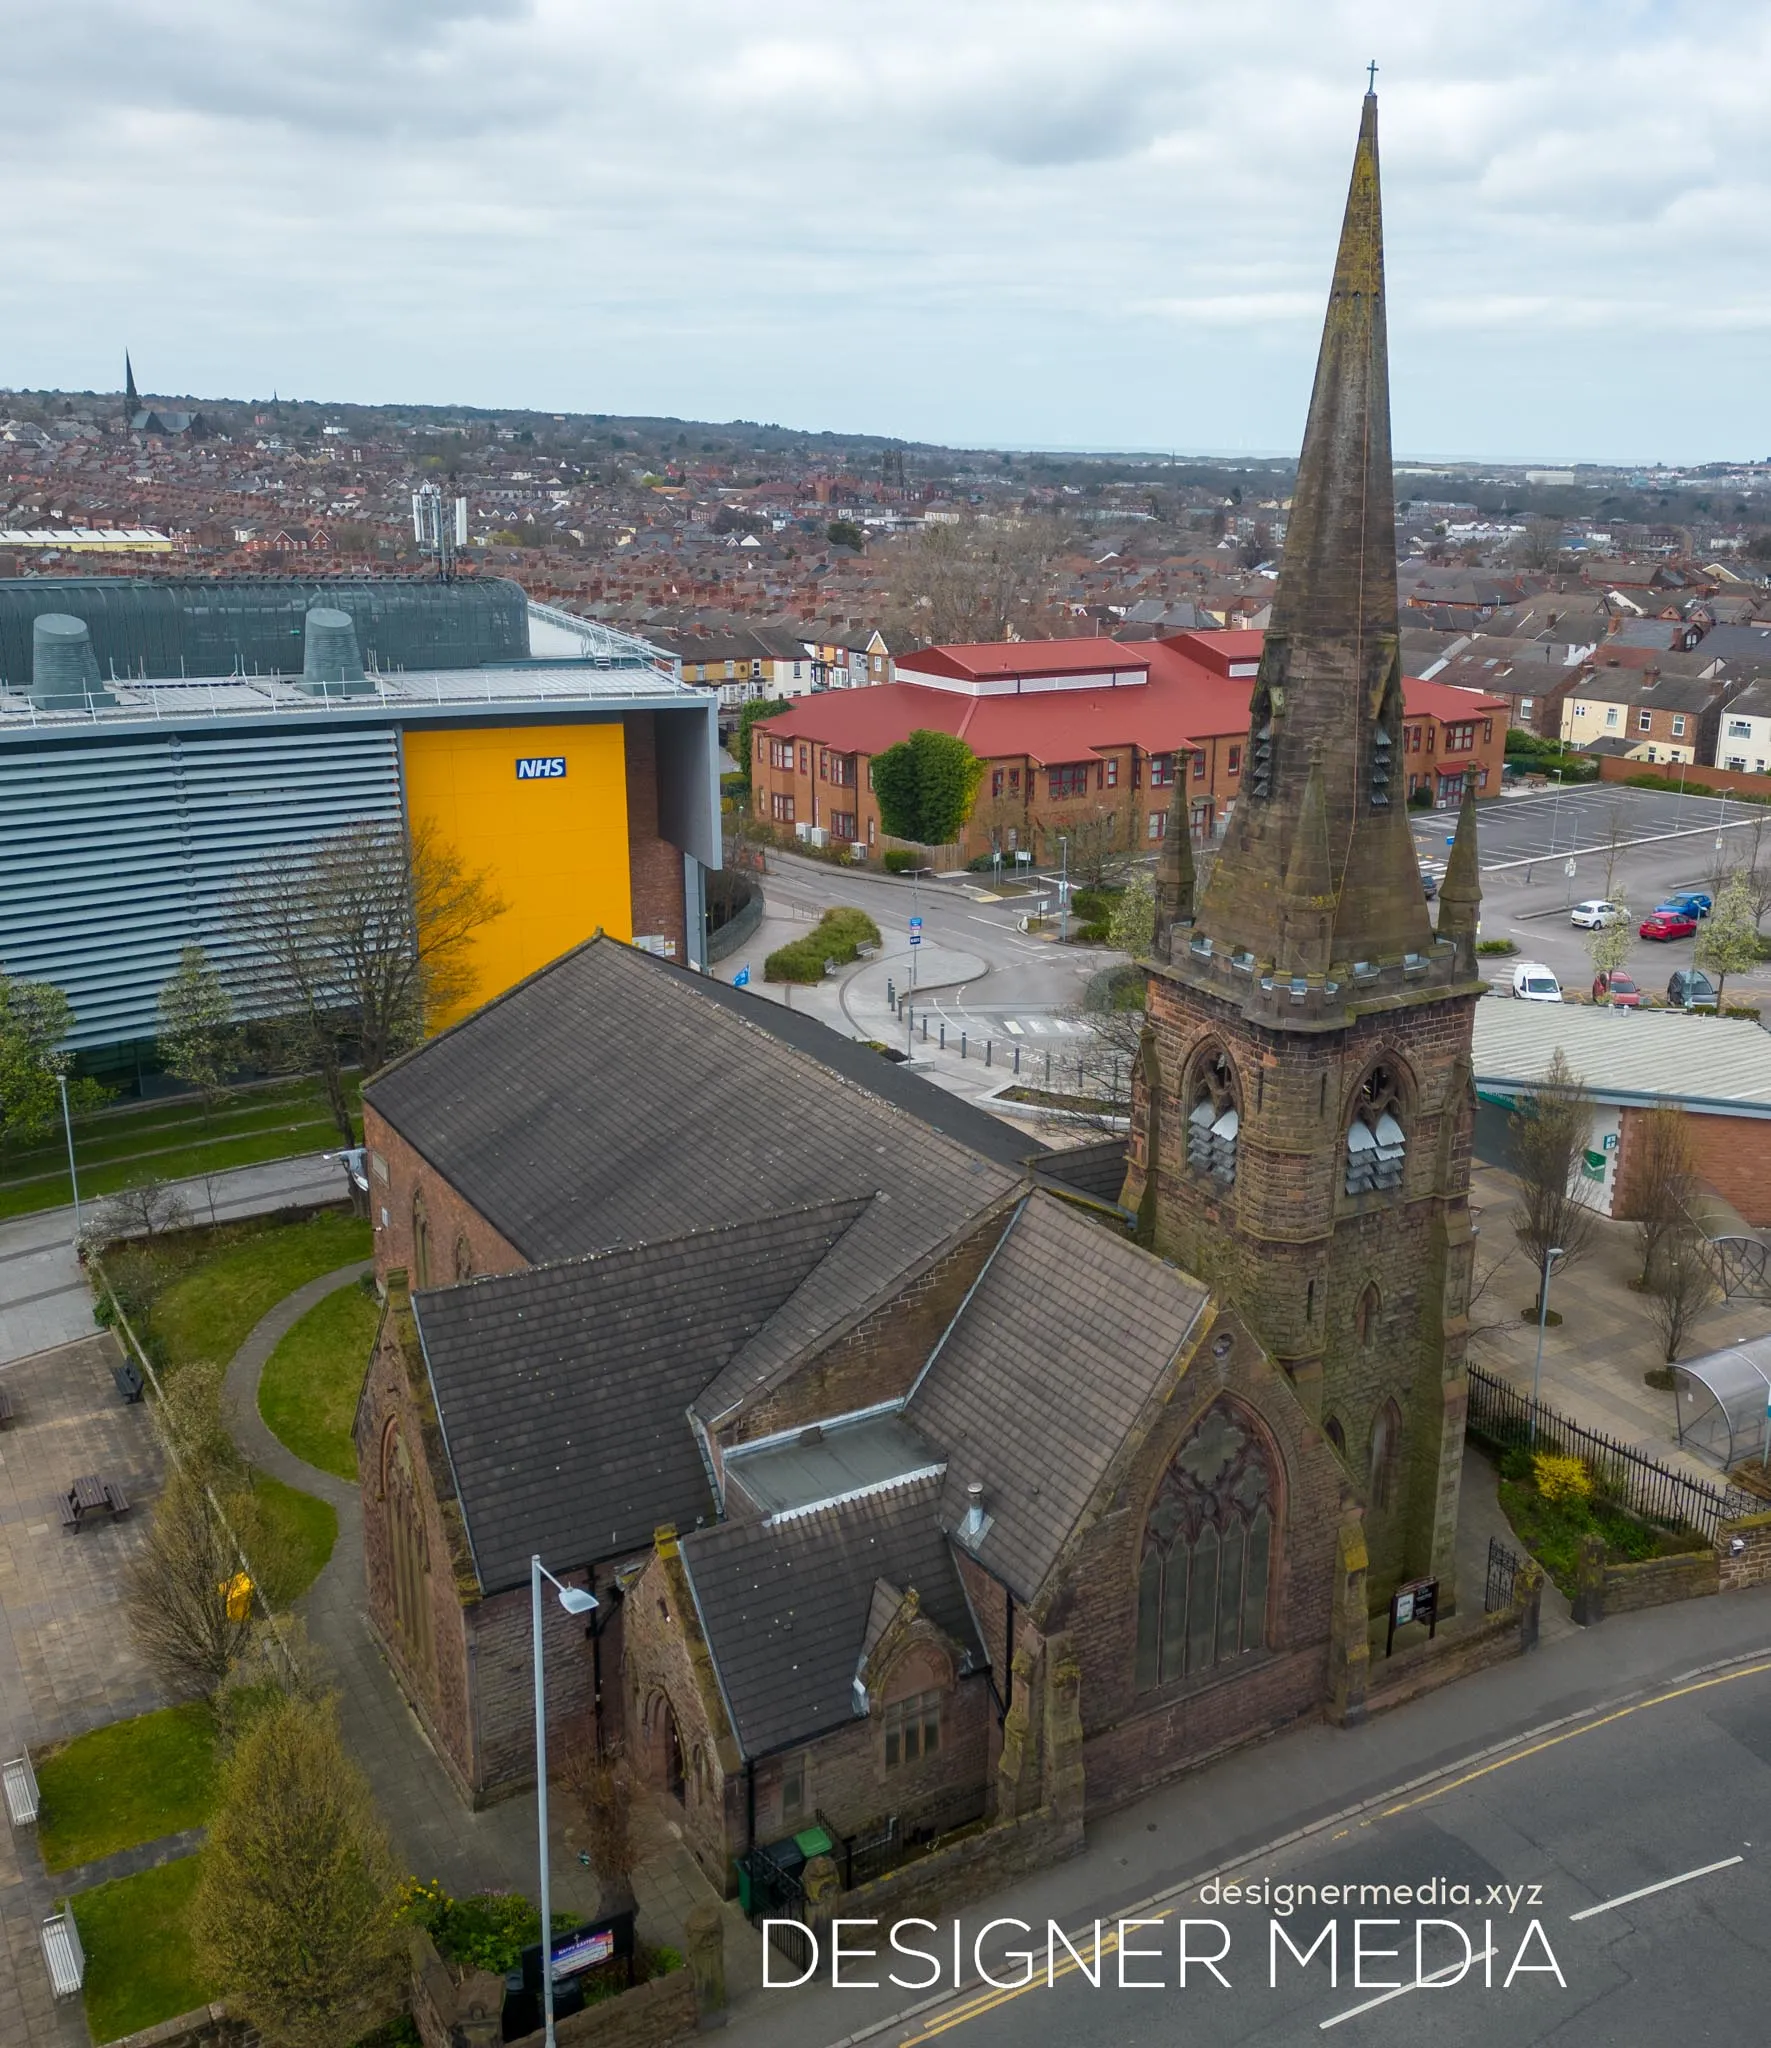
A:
[
  {"xmin": 1570, "ymin": 899, "xmax": 1624, "ymax": 929},
  {"xmin": 1511, "ymin": 961, "xmax": 1563, "ymax": 1002},
  {"xmin": 1640, "ymin": 909, "xmax": 1698, "ymax": 941},
  {"xmin": 1591, "ymin": 970, "xmax": 1641, "ymax": 1009},
  {"xmin": 1656, "ymin": 891, "xmax": 1712, "ymax": 920},
  {"xmin": 1667, "ymin": 968, "xmax": 1719, "ymax": 1011},
  {"xmin": 1421, "ymin": 869, "xmax": 1438, "ymax": 901}
]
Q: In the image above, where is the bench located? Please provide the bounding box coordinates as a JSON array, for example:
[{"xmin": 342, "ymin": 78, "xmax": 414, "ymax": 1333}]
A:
[
  {"xmin": 102, "ymin": 1480, "xmax": 130, "ymax": 1518},
  {"xmin": 112, "ymin": 1362, "xmax": 145, "ymax": 1404},
  {"xmin": 0, "ymin": 1384, "xmax": 12, "ymax": 1428},
  {"xmin": 3, "ymin": 1755, "xmax": 39, "ymax": 1828},
  {"xmin": 58, "ymin": 1496, "xmax": 78, "ymax": 1533},
  {"xmin": 40, "ymin": 1911, "xmax": 84, "ymax": 1999}
]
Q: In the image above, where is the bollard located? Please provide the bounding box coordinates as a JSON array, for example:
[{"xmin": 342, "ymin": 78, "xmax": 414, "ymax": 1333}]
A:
[
  {"xmin": 961, "ymin": 1030, "xmax": 968, "ymax": 1059},
  {"xmin": 1078, "ymin": 1056, "xmax": 1085, "ymax": 1089},
  {"xmin": 986, "ymin": 1038, "xmax": 992, "ymax": 1068},
  {"xmin": 940, "ymin": 1022, "xmax": 946, "ymax": 1050},
  {"xmin": 921, "ymin": 1015, "xmax": 928, "ymax": 1041},
  {"xmin": 887, "ymin": 977, "xmax": 896, "ymax": 1009},
  {"xmin": 1045, "ymin": 1049, "xmax": 1052, "ymax": 1087},
  {"xmin": 1014, "ymin": 1044, "xmax": 1021, "ymax": 1075}
]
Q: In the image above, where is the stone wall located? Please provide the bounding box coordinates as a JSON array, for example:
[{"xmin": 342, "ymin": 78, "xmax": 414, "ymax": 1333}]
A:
[
  {"xmin": 109, "ymin": 2007, "xmax": 258, "ymax": 2048},
  {"xmin": 1366, "ymin": 1592, "xmax": 1537, "ymax": 1717},
  {"xmin": 1602, "ymin": 1549, "xmax": 1719, "ymax": 1614},
  {"xmin": 413, "ymin": 1927, "xmax": 697, "ymax": 2048},
  {"xmin": 1719, "ymin": 1510, "xmax": 1771, "ymax": 1590}
]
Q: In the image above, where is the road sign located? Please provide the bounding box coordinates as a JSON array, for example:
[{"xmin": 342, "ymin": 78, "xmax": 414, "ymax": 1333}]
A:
[
  {"xmin": 909, "ymin": 916, "xmax": 923, "ymax": 949},
  {"xmin": 733, "ymin": 965, "xmax": 750, "ymax": 988}
]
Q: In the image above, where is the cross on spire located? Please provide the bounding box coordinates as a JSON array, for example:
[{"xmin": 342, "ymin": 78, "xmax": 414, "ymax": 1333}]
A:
[{"xmin": 1367, "ymin": 59, "xmax": 1378, "ymax": 93}]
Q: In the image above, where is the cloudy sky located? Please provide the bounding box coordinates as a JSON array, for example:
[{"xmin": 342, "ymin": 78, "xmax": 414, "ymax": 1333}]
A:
[{"xmin": 3, "ymin": 2, "xmax": 1764, "ymax": 463}]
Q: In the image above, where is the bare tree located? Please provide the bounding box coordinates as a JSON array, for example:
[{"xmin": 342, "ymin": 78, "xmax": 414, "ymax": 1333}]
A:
[
  {"xmin": 1643, "ymin": 1225, "xmax": 1719, "ymax": 1363},
  {"xmin": 228, "ymin": 817, "xmax": 508, "ymax": 1144},
  {"xmin": 96, "ymin": 1176, "xmax": 191, "ymax": 1242},
  {"xmin": 561, "ymin": 1727, "xmax": 640, "ymax": 1920},
  {"xmin": 1632, "ymin": 1102, "xmax": 1699, "ymax": 1286},
  {"xmin": 881, "ymin": 516, "xmax": 1073, "ymax": 646},
  {"xmin": 1510, "ymin": 1047, "xmax": 1598, "ymax": 1311},
  {"xmin": 127, "ymin": 1466, "xmax": 285, "ymax": 1697}
]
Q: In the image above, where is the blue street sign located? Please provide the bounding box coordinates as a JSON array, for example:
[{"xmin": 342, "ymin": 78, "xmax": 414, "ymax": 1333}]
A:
[
  {"xmin": 733, "ymin": 965, "xmax": 750, "ymax": 988},
  {"xmin": 909, "ymin": 915, "xmax": 923, "ymax": 949}
]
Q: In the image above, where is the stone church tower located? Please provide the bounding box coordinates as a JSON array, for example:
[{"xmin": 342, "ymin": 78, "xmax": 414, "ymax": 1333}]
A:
[{"xmin": 1125, "ymin": 91, "xmax": 1483, "ymax": 1610}]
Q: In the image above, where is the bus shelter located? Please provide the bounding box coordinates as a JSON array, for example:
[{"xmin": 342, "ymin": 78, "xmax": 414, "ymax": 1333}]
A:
[{"xmin": 1673, "ymin": 1334, "xmax": 1771, "ymax": 1471}]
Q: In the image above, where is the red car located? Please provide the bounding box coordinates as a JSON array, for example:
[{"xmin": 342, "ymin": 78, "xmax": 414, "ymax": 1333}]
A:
[
  {"xmin": 1592, "ymin": 971, "xmax": 1642, "ymax": 1008},
  {"xmin": 1639, "ymin": 909, "xmax": 1698, "ymax": 941}
]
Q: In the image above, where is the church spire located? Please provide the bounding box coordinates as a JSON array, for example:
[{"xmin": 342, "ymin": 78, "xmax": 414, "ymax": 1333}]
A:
[
  {"xmin": 124, "ymin": 352, "xmax": 139, "ymax": 422},
  {"xmin": 1437, "ymin": 778, "xmax": 1482, "ymax": 978},
  {"xmin": 1194, "ymin": 90, "xmax": 1431, "ymax": 973}
]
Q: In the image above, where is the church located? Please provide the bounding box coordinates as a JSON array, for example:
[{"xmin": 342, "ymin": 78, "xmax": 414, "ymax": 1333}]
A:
[{"xmin": 350, "ymin": 90, "xmax": 1483, "ymax": 1886}]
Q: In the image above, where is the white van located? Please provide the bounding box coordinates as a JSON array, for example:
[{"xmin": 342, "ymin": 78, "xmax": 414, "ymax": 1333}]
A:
[{"xmin": 1511, "ymin": 961, "xmax": 1563, "ymax": 1003}]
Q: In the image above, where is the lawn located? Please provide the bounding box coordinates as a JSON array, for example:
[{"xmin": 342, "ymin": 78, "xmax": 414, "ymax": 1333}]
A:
[
  {"xmin": 139, "ymin": 1209, "xmax": 372, "ymax": 1370},
  {"xmin": 0, "ymin": 1073, "xmax": 362, "ymax": 1223},
  {"xmin": 259, "ymin": 1277, "xmax": 381, "ymax": 1481},
  {"xmin": 72, "ymin": 1856, "xmax": 214, "ymax": 2044},
  {"xmin": 253, "ymin": 1470, "xmax": 339, "ymax": 1605},
  {"xmin": 37, "ymin": 1704, "xmax": 216, "ymax": 1874}
]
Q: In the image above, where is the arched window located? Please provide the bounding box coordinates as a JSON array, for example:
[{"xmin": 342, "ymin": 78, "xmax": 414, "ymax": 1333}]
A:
[
  {"xmin": 1355, "ymin": 1282, "xmax": 1380, "ymax": 1348},
  {"xmin": 381, "ymin": 1421, "xmax": 433, "ymax": 1676},
  {"xmin": 1324, "ymin": 1414, "xmax": 1346, "ymax": 1456},
  {"xmin": 1185, "ymin": 1046, "xmax": 1240, "ymax": 1187},
  {"xmin": 412, "ymin": 1189, "xmax": 432, "ymax": 1290},
  {"xmin": 1369, "ymin": 1399, "xmax": 1402, "ymax": 1513},
  {"xmin": 1135, "ymin": 1403, "xmax": 1275, "ymax": 1692},
  {"xmin": 453, "ymin": 1233, "xmax": 474, "ymax": 1284},
  {"xmin": 1345, "ymin": 1065, "xmax": 1406, "ymax": 1195}
]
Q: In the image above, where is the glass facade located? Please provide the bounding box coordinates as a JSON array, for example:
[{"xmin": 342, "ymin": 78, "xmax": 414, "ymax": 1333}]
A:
[{"xmin": 0, "ymin": 575, "xmax": 528, "ymax": 688}]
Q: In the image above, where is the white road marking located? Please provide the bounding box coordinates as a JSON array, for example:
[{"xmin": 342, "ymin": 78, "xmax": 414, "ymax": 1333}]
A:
[
  {"xmin": 1025, "ymin": 1019, "xmax": 1049, "ymax": 1034},
  {"xmin": 1003, "ymin": 1020, "xmax": 1024, "ymax": 1035},
  {"xmin": 1567, "ymin": 1854, "xmax": 1743, "ymax": 1921},
  {"xmin": 1320, "ymin": 1947, "xmax": 1498, "ymax": 2029}
]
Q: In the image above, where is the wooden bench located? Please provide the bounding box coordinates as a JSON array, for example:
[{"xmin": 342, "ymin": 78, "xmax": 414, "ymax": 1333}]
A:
[
  {"xmin": 57, "ymin": 1496, "xmax": 78, "ymax": 1533},
  {"xmin": 112, "ymin": 1362, "xmax": 145, "ymax": 1404},
  {"xmin": 102, "ymin": 1480, "xmax": 130, "ymax": 1518},
  {"xmin": 40, "ymin": 1911, "xmax": 84, "ymax": 1999},
  {"xmin": 3, "ymin": 1755, "xmax": 39, "ymax": 1828}
]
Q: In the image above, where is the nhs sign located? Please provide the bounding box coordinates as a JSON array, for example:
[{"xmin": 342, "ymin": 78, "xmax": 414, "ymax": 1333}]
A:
[{"xmin": 515, "ymin": 755, "xmax": 567, "ymax": 780}]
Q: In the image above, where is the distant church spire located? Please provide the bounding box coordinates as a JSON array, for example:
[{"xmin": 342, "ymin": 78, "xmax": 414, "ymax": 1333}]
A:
[
  {"xmin": 1195, "ymin": 89, "xmax": 1430, "ymax": 971},
  {"xmin": 124, "ymin": 352, "xmax": 139, "ymax": 421}
]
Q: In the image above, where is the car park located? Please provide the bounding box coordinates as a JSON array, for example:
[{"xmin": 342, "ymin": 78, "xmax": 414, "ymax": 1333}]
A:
[
  {"xmin": 1591, "ymin": 970, "xmax": 1641, "ymax": 1009},
  {"xmin": 1511, "ymin": 961, "xmax": 1563, "ymax": 1002},
  {"xmin": 1570, "ymin": 899, "xmax": 1623, "ymax": 929},
  {"xmin": 1667, "ymin": 968, "xmax": 1719, "ymax": 1011},
  {"xmin": 1640, "ymin": 909, "xmax": 1698, "ymax": 941}
]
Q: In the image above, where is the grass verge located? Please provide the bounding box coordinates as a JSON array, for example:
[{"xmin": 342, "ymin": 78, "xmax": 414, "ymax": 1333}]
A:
[
  {"xmin": 258, "ymin": 1277, "xmax": 380, "ymax": 1482},
  {"xmin": 72, "ymin": 1856, "xmax": 214, "ymax": 2044},
  {"xmin": 253, "ymin": 1470, "xmax": 339, "ymax": 1605},
  {"xmin": 37, "ymin": 1704, "xmax": 216, "ymax": 1874}
]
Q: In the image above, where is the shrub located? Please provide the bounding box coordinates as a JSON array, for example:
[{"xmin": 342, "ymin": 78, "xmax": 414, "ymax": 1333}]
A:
[
  {"xmin": 764, "ymin": 906, "xmax": 882, "ymax": 983},
  {"xmin": 1476, "ymin": 938, "xmax": 1518, "ymax": 956},
  {"xmin": 1532, "ymin": 1452, "xmax": 1591, "ymax": 1504},
  {"xmin": 1408, "ymin": 786, "xmax": 1433, "ymax": 809},
  {"xmin": 882, "ymin": 850, "xmax": 918, "ymax": 875}
]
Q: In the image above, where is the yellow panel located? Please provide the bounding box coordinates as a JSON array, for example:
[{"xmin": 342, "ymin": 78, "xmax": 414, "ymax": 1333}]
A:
[{"xmin": 402, "ymin": 721, "xmax": 630, "ymax": 1029}]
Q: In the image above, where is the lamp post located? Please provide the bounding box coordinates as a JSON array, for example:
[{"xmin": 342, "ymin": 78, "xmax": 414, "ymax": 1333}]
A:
[
  {"xmin": 1057, "ymin": 835, "xmax": 1070, "ymax": 945},
  {"xmin": 56, "ymin": 1071, "xmax": 82, "ymax": 1247},
  {"xmin": 532, "ymin": 1555, "xmax": 598, "ymax": 2048},
  {"xmin": 1547, "ymin": 768, "xmax": 1563, "ymax": 866},
  {"xmin": 1529, "ymin": 1246, "xmax": 1567, "ymax": 1444}
]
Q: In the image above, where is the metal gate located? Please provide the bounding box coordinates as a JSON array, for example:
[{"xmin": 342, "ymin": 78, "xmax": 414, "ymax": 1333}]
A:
[{"xmin": 1485, "ymin": 1535, "xmax": 1522, "ymax": 1613}]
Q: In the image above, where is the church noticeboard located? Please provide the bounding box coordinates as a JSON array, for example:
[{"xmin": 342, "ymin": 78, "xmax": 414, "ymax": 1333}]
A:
[{"xmin": 1386, "ymin": 1577, "xmax": 1439, "ymax": 1656}]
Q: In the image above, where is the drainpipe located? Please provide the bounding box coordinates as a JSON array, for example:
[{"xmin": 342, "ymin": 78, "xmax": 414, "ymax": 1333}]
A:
[{"xmin": 1001, "ymin": 1592, "xmax": 1015, "ymax": 1728}]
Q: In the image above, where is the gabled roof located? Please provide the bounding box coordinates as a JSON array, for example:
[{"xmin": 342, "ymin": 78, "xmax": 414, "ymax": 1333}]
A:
[
  {"xmin": 415, "ymin": 1199, "xmax": 870, "ymax": 1591},
  {"xmin": 678, "ymin": 1470, "xmax": 984, "ymax": 1758},
  {"xmin": 906, "ymin": 1193, "xmax": 1210, "ymax": 1602},
  {"xmin": 365, "ymin": 939, "xmax": 1025, "ymax": 1379}
]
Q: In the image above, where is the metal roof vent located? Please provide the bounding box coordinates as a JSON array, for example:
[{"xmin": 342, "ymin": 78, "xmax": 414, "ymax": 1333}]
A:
[
  {"xmin": 958, "ymin": 1480, "xmax": 992, "ymax": 1550},
  {"xmin": 30, "ymin": 613, "xmax": 116, "ymax": 710},
  {"xmin": 299, "ymin": 607, "xmax": 371, "ymax": 696}
]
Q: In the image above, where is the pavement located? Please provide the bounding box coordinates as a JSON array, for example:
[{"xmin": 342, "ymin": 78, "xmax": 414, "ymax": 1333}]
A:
[
  {"xmin": 0, "ymin": 1151, "xmax": 349, "ymax": 1369},
  {"xmin": 1466, "ymin": 1162, "xmax": 1769, "ymax": 1485}
]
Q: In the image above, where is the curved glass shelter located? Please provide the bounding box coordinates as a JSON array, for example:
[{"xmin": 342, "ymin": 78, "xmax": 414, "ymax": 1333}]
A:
[{"xmin": 1673, "ymin": 1334, "xmax": 1771, "ymax": 1470}]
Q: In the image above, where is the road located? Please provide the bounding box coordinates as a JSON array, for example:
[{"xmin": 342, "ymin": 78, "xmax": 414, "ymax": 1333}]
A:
[{"xmin": 720, "ymin": 1608, "xmax": 1771, "ymax": 2048}]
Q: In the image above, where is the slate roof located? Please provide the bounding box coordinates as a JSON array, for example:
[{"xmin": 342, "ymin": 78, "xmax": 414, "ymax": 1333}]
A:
[
  {"xmin": 1031, "ymin": 1137, "xmax": 1131, "ymax": 1208},
  {"xmin": 907, "ymin": 1194, "xmax": 1210, "ymax": 1601},
  {"xmin": 678, "ymin": 1471, "xmax": 983, "ymax": 1758},
  {"xmin": 414, "ymin": 1198, "xmax": 869, "ymax": 1592},
  {"xmin": 367, "ymin": 941, "xmax": 1025, "ymax": 1401}
]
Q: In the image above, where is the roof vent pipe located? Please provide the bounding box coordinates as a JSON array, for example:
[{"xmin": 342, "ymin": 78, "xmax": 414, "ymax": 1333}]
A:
[
  {"xmin": 299, "ymin": 607, "xmax": 371, "ymax": 695},
  {"xmin": 30, "ymin": 613, "xmax": 116, "ymax": 710},
  {"xmin": 959, "ymin": 1481, "xmax": 991, "ymax": 1547}
]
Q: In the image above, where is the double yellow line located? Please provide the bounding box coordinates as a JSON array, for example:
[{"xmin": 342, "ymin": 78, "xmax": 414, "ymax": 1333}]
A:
[{"xmin": 901, "ymin": 1917, "xmax": 1169, "ymax": 2043}]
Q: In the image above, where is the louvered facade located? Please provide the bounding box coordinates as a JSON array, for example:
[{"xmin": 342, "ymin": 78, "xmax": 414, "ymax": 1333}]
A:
[{"xmin": 0, "ymin": 726, "xmax": 402, "ymax": 1050}]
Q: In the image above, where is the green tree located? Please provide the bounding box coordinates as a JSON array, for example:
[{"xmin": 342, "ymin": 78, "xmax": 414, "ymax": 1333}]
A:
[
  {"xmin": 0, "ymin": 968, "xmax": 105, "ymax": 1151},
  {"xmin": 826, "ymin": 519, "xmax": 864, "ymax": 549},
  {"xmin": 156, "ymin": 944, "xmax": 236, "ymax": 1106},
  {"xmin": 1108, "ymin": 872, "xmax": 1156, "ymax": 956},
  {"xmin": 871, "ymin": 729, "xmax": 985, "ymax": 845},
  {"xmin": 1587, "ymin": 917, "xmax": 1631, "ymax": 986},
  {"xmin": 1695, "ymin": 871, "xmax": 1761, "ymax": 1003},
  {"xmin": 192, "ymin": 1693, "xmax": 403, "ymax": 2048}
]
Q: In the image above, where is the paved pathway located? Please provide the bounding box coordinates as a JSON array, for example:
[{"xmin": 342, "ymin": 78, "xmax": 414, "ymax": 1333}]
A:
[
  {"xmin": 223, "ymin": 1269, "xmax": 758, "ymax": 1991},
  {"xmin": 0, "ymin": 1151, "xmax": 348, "ymax": 1368}
]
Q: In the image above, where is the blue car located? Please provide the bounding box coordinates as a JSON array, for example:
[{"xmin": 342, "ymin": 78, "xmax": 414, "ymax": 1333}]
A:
[{"xmin": 1654, "ymin": 892, "xmax": 1712, "ymax": 921}]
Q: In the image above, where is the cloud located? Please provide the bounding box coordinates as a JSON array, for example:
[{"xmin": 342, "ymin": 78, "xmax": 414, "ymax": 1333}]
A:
[{"xmin": 1, "ymin": 2, "xmax": 1769, "ymax": 458}]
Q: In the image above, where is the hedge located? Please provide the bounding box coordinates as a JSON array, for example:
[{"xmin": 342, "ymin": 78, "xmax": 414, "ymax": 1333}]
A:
[{"xmin": 764, "ymin": 906, "xmax": 883, "ymax": 984}]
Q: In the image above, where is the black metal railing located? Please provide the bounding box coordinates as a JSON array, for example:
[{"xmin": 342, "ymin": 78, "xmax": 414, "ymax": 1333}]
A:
[
  {"xmin": 1485, "ymin": 1534, "xmax": 1522, "ymax": 1613},
  {"xmin": 1467, "ymin": 1364, "xmax": 1757, "ymax": 1541},
  {"xmin": 738, "ymin": 1844, "xmax": 814, "ymax": 1976}
]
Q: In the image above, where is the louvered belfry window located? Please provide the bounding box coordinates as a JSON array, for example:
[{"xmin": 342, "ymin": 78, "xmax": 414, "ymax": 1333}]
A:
[
  {"xmin": 1345, "ymin": 1065, "xmax": 1406, "ymax": 1195},
  {"xmin": 1135, "ymin": 1404, "xmax": 1274, "ymax": 1692},
  {"xmin": 1186, "ymin": 1048, "xmax": 1239, "ymax": 1187}
]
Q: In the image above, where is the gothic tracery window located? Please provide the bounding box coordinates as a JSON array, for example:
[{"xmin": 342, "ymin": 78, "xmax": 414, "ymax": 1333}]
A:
[
  {"xmin": 1186, "ymin": 1047, "xmax": 1240, "ymax": 1187},
  {"xmin": 1369, "ymin": 1398, "xmax": 1402, "ymax": 1513},
  {"xmin": 1135, "ymin": 1404, "xmax": 1275, "ymax": 1692},
  {"xmin": 1344, "ymin": 1064, "xmax": 1406, "ymax": 1195},
  {"xmin": 381, "ymin": 1421, "xmax": 433, "ymax": 1676}
]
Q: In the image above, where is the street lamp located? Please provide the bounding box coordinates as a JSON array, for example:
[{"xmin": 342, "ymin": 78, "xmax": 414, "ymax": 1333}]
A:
[
  {"xmin": 1529, "ymin": 1246, "xmax": 1567, "ymax": 1444},
  {"xmin": 1547, "ymin": 768, "xmax": 1563, "ymax": 866},
  {"xmin": 1057, "ymin": 835, "xmax": 1070, "ymax": 944},
  {"xmin": 533, "ymin": 1555, "xmax": 598, "ymax": 2048},
  {"xmin": 56, "ymin": 1071, "xmax": 82, "ymax": 1247}
]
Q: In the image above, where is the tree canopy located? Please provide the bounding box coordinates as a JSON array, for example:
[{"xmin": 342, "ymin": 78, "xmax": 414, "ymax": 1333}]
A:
[
  {"xmin": 0, "ymin": 968, "xmax": 105, "ymax": 1150},
  {"xmin": 871, "ymin": 729, "xmax": 985, "ymax": 846}
]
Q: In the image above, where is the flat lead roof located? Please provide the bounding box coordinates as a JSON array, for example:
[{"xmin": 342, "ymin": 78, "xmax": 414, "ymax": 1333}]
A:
[{"xmin": 725, "ymin": 1412, "xmax": 942, "ymax": 1521}]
